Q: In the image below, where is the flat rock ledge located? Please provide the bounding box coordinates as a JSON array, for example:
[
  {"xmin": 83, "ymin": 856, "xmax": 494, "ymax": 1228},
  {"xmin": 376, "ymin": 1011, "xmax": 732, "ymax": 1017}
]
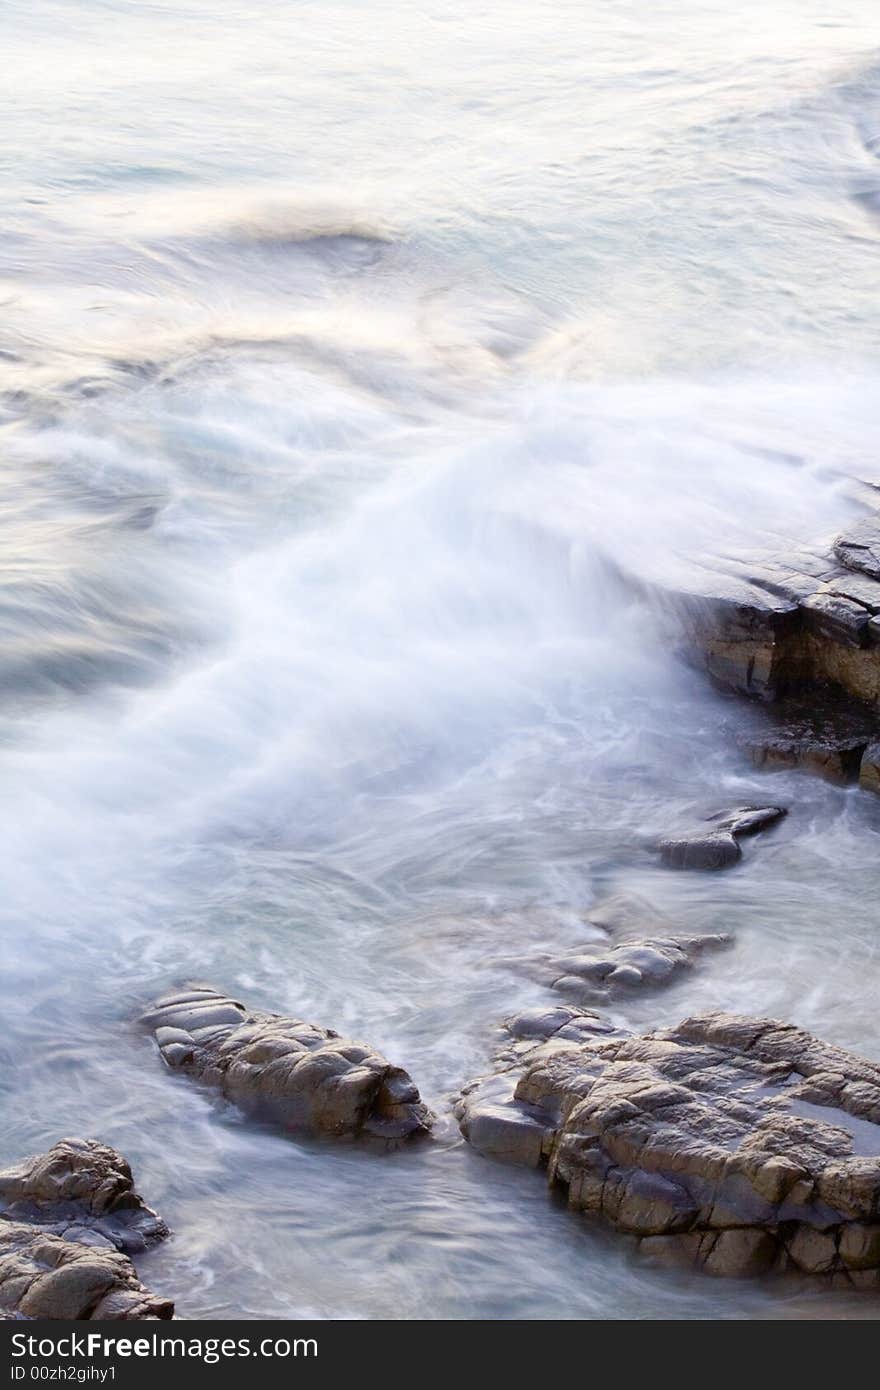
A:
[
  {"xmin": 456, "ymin": 1010, "xmax": 880, "ymax": 1284},
  {"xmin": 0, "ymin": 1139, "xmax": 172, "ymax": 1320},
  {"xmin": 141, "ymin": 984, "xmax": 432, "ymax": 1144}
]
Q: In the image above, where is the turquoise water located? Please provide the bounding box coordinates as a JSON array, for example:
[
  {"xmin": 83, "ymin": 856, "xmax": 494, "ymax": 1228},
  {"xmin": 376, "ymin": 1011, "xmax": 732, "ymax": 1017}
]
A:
[{"xmin": 1, "ymin": 1, "xmax": 880, "ymax": 1319}]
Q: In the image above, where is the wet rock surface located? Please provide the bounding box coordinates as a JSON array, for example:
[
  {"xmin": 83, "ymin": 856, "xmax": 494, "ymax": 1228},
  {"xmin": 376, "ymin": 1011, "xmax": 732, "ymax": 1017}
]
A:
[
  {"xmin": 658, "ymin": 804, "xmax": 786, "ymax": 870},
  {"xmin": 738, "ymin": 692, "xmax": 877, "ymax": 784},
  {"xmin": 141, "ymin": 984, "xmax": 433, "ymax": 1144},
  {"xmin": 457, "ymin": 1011, "xmax": 880, "ymax": 1283},
  {"xmin": 0, "ymin": 1138, "xmax": 167, "ymax": 1253},
  {"xmin": 834, "ymin": 514, "xmax": 880, "ymax": 582},
  {"xmin": 0, "ymin": 1221, "xmax": 173, "ymax": 1320}
]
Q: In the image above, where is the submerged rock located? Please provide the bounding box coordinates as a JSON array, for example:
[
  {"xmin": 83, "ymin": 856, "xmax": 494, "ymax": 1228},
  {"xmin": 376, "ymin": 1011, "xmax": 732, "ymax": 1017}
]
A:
[
  {"xmin": 546, "ymin": 933, "xmax": 730, "ymax": 1000},
  {"xmin": 0, "ymin": 1138, "xmax": 167, "ymax": 1253},
  {"xmin": 141, "ymin": 984, "xmax": 432, "ymax": 1144},
  {"xmin": 457, "ymin": 1011, "xmax": 880, "ymax": 1282},
  {"xmin": 0, "ymin": 1221, "xmax": 173, "ymax": 1320},
  {"xmin": 510, "ymin": 895, "xmax": 729, "ymax": 1000},
  {"xmin": 659, "ymin": 804, "xmax": 786, "ymax": 870}
]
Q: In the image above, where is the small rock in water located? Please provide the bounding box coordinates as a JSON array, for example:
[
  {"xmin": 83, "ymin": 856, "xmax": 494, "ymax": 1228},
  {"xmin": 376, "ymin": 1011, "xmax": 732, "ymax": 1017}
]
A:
[
  {"xmin": 659, "ymin": 803, "xmax": 786, "ymax": 870},
  {"xmin": 456, "ymin": 1010, "xmax": 880, "ymax": 1283},
  {"xmin": 141, "ymin": 984, "xmax": 432, "ymax": 1144}
]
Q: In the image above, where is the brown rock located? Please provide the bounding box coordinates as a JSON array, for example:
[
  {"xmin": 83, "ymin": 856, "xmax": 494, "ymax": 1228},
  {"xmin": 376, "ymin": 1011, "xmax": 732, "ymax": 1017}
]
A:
[{"xmin": 142, "ymin": 984, "xmax": 432, "ymax": 1144}]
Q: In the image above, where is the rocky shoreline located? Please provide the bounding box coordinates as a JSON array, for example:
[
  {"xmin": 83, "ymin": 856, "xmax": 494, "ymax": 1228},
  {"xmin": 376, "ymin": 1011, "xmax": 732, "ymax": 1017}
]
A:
[{"xmin": 6, "ymin": 519, "xmax": 880, "ymax": 1320}]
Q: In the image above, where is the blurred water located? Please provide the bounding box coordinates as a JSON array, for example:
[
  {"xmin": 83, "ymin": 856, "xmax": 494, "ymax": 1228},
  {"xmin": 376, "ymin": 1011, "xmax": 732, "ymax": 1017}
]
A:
[{"xmin": 1, "ymin": 0, "xmax": 880, "ymax": 1320}]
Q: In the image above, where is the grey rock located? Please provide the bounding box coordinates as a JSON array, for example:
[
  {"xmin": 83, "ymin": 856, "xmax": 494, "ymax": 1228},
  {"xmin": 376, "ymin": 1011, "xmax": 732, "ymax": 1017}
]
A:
[
  {"xmin": 659, "ymin": 804, "xmax": 786, "ymax": 870},
  {"xmin": 859, "ymin": 740, "xmax": 880, "ymax": 795},
  {"xmin": 455, "ymin": 1006, "xmax": 620, "ymax": 1167},
  {"xmin": 141, "ymin": 984, "xmax": 432, "ymax": 1144},
  {"xmin": 457, "ymin": 1010, "xmax": 880, "ymax": 1281}
]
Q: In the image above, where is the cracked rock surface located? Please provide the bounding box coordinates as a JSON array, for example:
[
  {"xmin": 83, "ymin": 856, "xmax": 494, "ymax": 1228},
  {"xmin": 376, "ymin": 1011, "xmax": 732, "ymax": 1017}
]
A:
[
  {"xmin": 142, "ymin": 984, "xmax": 432, "ymax": 1144},
  {"xmin": 457, "ymin": 1010, "xmax": 880, "ymax": 1282}
]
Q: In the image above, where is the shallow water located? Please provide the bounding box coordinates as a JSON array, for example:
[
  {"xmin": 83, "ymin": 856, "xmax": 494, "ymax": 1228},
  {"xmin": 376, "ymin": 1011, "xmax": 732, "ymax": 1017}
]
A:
[{"xmin": 2, "ymin": 0, "xmax": 880, "ymax": 1319}]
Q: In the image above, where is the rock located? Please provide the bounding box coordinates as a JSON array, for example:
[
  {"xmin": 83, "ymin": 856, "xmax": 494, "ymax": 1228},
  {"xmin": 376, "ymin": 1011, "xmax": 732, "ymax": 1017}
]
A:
[
  {"xmin": 659, "ymin": 804, "xmax": 786, "ymax": 870},
  {"xmin": 504, "ymin": 1004, "xmax": 617, "ymax": 1044},
  {"xmin": 0, "ymin": 1221, "xmax": 173, "ymax": 1320},
  {"xmin": 518, "ymin": 894, "xmax": 730, "ymax": 999},
  {"xmin": 739, "ymin": 694, "xmax": 876, "ymax": 785},
  {"xmin": 0, "ymin": 1138, "xmax": 167, "ymax": 1253},
  {"xmin": 455, "ymin": 1006, "xmax": 620, "ymax": 1167},
  {"xmin": 141, "ymin": 984, "xmax": 432, "ymax": 1144},
  {"xmin": 834, "ymin": 516, "xmax": 880, "ymax": 582},
  {"xmin": 601, "ymin": 509, "xmax": 880, "ymax": 730},
  {"xmin": 457, "ymin": 1010, "xmax": 880, "ymax": 1281},
  {"xmin": 546, "ymin": 933, "xmax": 730, "ymax": 1001}
]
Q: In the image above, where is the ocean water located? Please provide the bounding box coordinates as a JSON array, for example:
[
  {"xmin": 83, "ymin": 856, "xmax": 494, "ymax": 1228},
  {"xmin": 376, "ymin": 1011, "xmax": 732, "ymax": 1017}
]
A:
[{"xmin": 2, "ymin": 0, "xmax": 880, "ymax": 1319}]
